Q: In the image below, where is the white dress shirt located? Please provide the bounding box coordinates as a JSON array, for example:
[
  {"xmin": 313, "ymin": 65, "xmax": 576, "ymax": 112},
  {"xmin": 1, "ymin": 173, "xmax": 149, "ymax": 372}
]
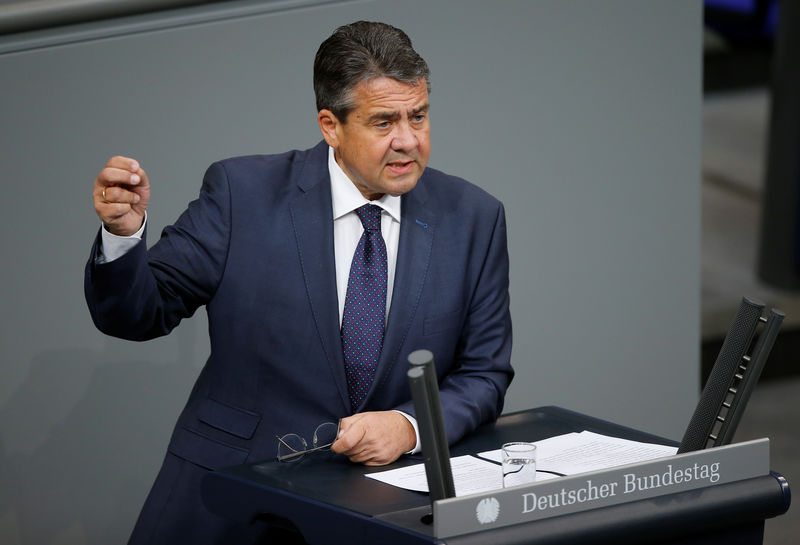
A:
[
  {"xmin": 98, "ymin": 146, "xmax": 420, "ymax": 453},
  {"xmin": 329, "ymin": 146, "xmax": 401, "ymax": 323}
]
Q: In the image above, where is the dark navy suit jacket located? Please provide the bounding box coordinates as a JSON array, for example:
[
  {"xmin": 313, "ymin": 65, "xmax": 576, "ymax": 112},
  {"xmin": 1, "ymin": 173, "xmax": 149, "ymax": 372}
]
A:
[{"xmin": 85, "ymin": 140, "xmax": 513, "ymax": 537}]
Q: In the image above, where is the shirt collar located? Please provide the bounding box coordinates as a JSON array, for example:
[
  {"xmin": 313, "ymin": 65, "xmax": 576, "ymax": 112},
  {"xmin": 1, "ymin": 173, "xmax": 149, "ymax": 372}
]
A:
[{"xmin": 328, "ymin": 146, "xmax": 401, "ymax": 222}]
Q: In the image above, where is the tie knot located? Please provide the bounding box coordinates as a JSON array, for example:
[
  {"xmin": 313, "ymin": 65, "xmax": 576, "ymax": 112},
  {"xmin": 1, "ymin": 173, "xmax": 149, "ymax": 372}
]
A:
[{"xmin": 356, "ymin": 204, "xmax": 382, "ymax": 232}]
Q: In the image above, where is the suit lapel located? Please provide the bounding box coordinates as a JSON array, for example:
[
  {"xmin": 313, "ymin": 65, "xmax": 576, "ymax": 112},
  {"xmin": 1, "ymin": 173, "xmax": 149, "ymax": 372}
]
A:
[
  {"xmin": 372, "ymin": 179, "xmax": 435, "ymax": 395},
  {"xmin": 289, "ymin": 143, "xmax": 351, "ymax": 412}
]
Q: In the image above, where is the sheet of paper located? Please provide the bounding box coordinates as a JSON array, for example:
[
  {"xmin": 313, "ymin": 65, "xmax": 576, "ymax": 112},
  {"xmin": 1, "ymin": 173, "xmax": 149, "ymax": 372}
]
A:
[
  {"xmin": 365, "ymin": 455, "xmax": 502, "ymax": 496},
  {"xmin": 477, "ymin": 430, "xmax": 677, "ymax": 476},
  {"xmin": 365, "ymin": 454, "xmax": 559, "ymax": 496},
  {"xmin": 366, "ymin": 431, "xmax": 677, "ymax": 495}
]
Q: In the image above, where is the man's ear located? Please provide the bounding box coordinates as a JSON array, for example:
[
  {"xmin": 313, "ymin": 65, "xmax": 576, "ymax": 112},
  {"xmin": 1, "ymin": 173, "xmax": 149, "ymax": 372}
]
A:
[{"xmin": 317, "ymin": 109, "xmax": 340, "ymax": 148}]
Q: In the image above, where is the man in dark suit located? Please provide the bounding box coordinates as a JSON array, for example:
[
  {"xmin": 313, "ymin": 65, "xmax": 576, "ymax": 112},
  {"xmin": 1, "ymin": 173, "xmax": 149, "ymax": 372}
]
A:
[{"xmin": 86, "ymin": 21, "xmax": 513, "ymax": 544}]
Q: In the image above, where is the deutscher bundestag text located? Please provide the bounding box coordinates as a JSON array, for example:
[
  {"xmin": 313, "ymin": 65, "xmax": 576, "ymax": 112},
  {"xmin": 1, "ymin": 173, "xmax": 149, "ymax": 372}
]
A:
[{"xmin": 522, "ymin": 462, "xmax": 721, "ymax": 513}]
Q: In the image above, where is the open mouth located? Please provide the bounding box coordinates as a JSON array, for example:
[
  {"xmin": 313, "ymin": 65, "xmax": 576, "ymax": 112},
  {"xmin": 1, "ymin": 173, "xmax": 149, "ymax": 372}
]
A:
[{"xmin": 386, "ymin": 161, "xmax": 414, "ymax": 174}]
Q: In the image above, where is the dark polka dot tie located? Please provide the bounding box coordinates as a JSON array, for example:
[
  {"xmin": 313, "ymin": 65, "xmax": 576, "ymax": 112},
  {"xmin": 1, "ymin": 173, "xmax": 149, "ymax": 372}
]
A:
[{"xmin": 341, "ymin": 204, "xmax": 388, "ymax": 411}]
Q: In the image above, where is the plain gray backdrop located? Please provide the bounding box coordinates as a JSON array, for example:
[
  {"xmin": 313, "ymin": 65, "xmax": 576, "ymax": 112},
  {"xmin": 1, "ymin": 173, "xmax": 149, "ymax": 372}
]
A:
[{"xmin": 0, "ymin": 1, "xmax": 701, "ymax": 543}]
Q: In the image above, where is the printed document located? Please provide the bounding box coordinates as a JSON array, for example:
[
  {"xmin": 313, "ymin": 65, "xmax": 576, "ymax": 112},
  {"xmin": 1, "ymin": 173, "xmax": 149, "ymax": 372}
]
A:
[{"xmin": 365, "ymin": 431, "xmax": 678, "ymax": 497}]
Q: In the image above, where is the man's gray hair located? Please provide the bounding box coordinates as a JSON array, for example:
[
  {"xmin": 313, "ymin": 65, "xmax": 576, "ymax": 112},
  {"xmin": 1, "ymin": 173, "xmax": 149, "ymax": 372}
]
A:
[{"xmin": 313, "ymin": 21, "xmax": 431, "ymax": 120}]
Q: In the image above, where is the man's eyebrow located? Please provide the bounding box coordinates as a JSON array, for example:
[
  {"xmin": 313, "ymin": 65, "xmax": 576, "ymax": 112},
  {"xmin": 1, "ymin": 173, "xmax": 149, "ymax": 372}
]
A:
[
  {"xmin": 367, "ymin": 111, "xmax": 400, "ymax": 123},
  {"xmin": 411, "ymin": 104, "xmax": 430, "ymax": 116},
  {"xmin": 367, "ymin": 103, "xmax": 430, "ymax": 123}
]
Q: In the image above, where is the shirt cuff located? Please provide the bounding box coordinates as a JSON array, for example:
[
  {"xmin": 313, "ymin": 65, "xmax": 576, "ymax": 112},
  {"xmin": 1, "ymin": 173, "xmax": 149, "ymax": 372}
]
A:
[
  {"xmin": 97, "ymin": 213, "xmax": 147, "ymax": 264},
  {"xmin": 393, "ymin": 410, "xmax": 422, "ymax": 454}
]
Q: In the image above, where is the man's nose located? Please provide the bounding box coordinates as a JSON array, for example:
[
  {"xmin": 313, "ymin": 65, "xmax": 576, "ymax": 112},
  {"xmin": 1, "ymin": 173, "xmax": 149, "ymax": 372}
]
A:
[{"xmin": 391, "ymin": 122, "xmax": 418, "ymax": 151}]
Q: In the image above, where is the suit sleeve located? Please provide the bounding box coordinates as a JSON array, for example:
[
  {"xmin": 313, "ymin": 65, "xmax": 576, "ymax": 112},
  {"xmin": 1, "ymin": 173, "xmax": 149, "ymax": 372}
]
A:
[
  {"xmin": 397, "ymin": 202, "xmax": 514, "ymax": 445},
  {"xmin": 84, "ymin": 162, "xmax": 232, "ymax": 341}
]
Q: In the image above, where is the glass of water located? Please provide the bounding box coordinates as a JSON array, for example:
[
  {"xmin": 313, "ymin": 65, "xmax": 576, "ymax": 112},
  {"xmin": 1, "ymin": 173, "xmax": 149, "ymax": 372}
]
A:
[{"xmin": 502, "ymin": 442, "xmax": 537, "ymax": 487}]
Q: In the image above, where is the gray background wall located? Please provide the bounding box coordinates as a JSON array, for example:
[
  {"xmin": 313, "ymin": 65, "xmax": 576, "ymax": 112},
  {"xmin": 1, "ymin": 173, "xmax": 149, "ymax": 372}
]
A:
[{"xmin": 0, "ymin": 1, "xmax": 701, "ymax": 543}]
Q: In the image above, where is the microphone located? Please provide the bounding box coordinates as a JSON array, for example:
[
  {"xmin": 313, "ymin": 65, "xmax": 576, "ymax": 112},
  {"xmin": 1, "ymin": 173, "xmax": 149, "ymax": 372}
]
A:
[
  {"xmin": 678, "ymin": 297, "xmax": 783, "ymax": 453},
  {"xmin": 407, "ymin": 349, "xmax": 456, "ymax": 513}
]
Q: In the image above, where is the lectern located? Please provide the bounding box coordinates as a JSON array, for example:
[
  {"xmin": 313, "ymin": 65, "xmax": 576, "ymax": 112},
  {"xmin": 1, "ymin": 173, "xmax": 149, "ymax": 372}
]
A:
[{"xmin": 201, "ymin": 406, "xmax": 791, "ymax": 544}]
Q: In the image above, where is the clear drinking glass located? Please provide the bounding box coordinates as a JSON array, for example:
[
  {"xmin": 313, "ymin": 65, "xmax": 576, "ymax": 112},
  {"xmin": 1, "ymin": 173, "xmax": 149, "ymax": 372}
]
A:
[{"xmin": 502, "ymin": 442, "xmax": 537, "ymax": 487}]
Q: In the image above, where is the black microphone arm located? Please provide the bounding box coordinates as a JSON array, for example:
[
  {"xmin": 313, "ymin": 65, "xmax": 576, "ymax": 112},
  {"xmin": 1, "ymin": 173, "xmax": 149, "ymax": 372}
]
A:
[
  {"xmin": 678, "ymin": 297, "xmax": 784, "ymax": 453},
  {"xmin": 407, "ymin": 349, "xmax": 456, "ymax": 503}
]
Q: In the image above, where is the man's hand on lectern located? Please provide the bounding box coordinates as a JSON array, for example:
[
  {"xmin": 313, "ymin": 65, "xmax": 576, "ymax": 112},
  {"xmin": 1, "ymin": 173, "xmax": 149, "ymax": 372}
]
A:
[
  {"xmin": 332, "ymin": 411, "xmax": 416, "ymax": 466},
  {"xmin": 94, "ymin": 155, "xmax": 150, "ymax": 236}
]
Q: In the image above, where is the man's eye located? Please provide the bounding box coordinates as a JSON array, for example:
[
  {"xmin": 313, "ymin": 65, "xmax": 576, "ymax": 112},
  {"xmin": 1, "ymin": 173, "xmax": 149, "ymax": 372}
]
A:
[
  {"xmin": 375, "ymin": 122, "xmax": 390, "ymax": 129},
  {"xmin": 413, "ymin": 114, "xmax": 426, "ymax": 123}
]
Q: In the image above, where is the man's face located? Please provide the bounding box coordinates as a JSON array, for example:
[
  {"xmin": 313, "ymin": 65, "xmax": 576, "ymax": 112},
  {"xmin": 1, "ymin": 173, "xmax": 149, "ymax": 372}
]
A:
[{"xmin": 319, "ymin": 77, "xmax": 431, "ymax": 200}]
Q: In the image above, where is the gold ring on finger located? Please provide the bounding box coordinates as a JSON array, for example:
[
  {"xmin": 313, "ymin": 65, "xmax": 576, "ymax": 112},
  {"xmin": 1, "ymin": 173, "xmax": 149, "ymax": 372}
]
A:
[{"xmin": 102, "ymin": 188, "xmax": 107, "ymax": 202}]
